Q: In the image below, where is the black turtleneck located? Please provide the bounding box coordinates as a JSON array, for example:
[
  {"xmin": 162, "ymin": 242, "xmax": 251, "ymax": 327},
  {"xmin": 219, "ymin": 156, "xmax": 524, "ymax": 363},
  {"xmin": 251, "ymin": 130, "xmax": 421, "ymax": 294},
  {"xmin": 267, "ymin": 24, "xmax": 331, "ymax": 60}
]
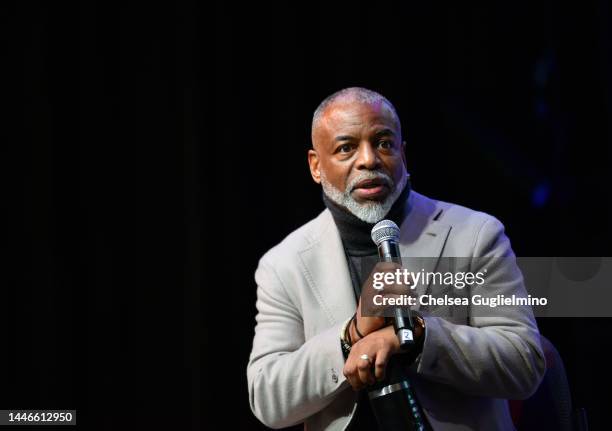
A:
[
  {"xmin": 323, "ymin": 180, "xmax": 410, "ymax": 256},
  {"xmin": 323, "ymin": 180, "xmax": 411, "ymax": 299},
  {"xmin": 322, "ymin": 181, "xmax": 412, "ymax": 431}
]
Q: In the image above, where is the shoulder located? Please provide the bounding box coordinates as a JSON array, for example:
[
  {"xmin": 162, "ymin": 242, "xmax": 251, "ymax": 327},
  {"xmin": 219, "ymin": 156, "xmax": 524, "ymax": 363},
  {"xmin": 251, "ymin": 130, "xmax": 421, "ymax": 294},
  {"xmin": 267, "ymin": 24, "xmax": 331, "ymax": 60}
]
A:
[
  {"xmin": 411, "ymin": 190, "xmax": 502, "ymax": 230},
  {"xmin": 410, "ymin": 190, "xmax": 505, "ymax": 240},
  {"xmin": 410, "ymin": 190, "xmax": 508, "ymax": 255}
]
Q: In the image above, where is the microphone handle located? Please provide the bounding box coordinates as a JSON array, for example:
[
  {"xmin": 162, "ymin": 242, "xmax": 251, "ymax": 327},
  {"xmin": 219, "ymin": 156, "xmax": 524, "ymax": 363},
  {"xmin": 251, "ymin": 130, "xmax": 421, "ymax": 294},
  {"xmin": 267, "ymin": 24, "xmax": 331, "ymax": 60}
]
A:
[
  {"xmin": 367, "ymin": 240, "xmax": 427, "ymax": 431},
  {"xmin": 368, "ymin": 356, "xmax": 427, "ymax": 431},
  {"xmin": 377, "ymin": 240, "xmax": 414, "ymax": 347}
]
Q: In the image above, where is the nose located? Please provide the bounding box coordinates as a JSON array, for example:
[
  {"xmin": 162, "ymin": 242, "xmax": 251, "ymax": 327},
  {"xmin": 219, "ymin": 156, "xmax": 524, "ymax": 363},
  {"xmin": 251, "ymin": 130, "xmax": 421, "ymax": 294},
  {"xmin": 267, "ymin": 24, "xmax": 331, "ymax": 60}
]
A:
[{"xmin": 355, "ymin": 142, "xmax": 380, "ymax": 170}]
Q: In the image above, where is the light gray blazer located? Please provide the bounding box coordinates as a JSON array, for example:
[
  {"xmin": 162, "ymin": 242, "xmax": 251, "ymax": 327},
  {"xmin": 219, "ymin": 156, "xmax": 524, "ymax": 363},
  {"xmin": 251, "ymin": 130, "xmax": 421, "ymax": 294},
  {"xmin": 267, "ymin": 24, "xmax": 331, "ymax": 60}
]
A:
[{"xmin": 247, "ymin": 190, "xmax": 545, "ymax": 431}]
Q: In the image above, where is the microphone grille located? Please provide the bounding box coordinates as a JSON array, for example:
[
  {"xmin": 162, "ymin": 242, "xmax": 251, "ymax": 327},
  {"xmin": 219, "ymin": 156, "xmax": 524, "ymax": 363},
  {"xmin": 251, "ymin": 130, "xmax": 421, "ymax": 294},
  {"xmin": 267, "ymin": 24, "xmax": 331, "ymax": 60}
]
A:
[{"xmin": 371, "ymin": 220, "xmax": 401, "ymax": 246}]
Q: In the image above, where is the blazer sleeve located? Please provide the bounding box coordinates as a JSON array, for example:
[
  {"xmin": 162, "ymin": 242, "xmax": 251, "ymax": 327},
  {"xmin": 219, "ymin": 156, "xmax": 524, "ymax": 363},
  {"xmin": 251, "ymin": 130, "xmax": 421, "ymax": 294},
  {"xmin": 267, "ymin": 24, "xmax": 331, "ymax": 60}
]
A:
[
  {"xmin": 416, "ymin": 216, "xmax": 546, "ymax": 400},
  {"xmin": 247, "ymin": 255, "xmax": 349, "ymax": 429}
]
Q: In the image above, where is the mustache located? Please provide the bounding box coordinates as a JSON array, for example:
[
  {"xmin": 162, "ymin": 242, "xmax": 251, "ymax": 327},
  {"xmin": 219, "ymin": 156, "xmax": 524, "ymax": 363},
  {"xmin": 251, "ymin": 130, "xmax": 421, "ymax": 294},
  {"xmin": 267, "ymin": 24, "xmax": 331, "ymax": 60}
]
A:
[{"xmin": 346, "ymin": 171, "xmax": 394, "ymax": 193}]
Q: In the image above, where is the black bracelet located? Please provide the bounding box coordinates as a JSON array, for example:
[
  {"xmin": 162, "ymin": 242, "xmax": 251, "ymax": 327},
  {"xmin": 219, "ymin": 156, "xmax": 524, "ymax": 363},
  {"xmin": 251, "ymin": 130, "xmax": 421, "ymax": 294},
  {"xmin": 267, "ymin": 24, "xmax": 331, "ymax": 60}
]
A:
[{"xmin": 352, "ymin": 314, "xmax": 365, "ymax": 339}]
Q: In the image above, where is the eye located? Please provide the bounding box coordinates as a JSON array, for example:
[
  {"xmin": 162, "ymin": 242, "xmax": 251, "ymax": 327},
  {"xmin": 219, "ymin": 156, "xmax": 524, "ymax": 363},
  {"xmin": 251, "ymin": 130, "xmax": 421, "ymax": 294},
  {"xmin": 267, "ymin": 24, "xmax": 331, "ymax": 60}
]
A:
[
  {"xmin": 337, "ymin": 144, "xmax": 353, "ymax": 153},
  {"xmin": 377, "ymin": 140, "xmax": 393, "ymax": 150}
]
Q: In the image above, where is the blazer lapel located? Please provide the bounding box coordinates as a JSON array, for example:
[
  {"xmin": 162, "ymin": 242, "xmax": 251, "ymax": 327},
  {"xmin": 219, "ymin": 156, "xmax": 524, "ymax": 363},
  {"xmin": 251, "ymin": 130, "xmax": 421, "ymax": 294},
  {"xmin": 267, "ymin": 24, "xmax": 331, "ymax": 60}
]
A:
[
  {"xmin": 298, "ymin": 211, "xmax": 357, "ymax": 325},
  {"xmin": 398, "ymin": 192, "xmax": 452, "ymax": 311}
]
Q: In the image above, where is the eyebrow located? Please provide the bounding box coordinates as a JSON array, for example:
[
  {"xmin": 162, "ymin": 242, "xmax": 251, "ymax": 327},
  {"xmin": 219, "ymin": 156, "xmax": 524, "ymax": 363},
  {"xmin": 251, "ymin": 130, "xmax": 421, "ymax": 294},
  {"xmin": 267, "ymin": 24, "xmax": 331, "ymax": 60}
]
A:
[
  {"xmin": 333, "ymin": 128, "xmax": 397, "ymax": 143},
  {"xmin": 373, "ymin": 128, "xmax": 396, "ymax": 139},
  {"xmin": 334, "ymin": 135, "xmax": 356, "ymax": 142}
]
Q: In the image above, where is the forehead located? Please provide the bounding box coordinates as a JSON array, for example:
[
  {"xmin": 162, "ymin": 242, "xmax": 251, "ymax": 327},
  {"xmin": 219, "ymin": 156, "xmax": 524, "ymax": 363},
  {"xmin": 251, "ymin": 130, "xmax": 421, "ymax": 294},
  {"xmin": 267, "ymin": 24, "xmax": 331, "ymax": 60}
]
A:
[{"xmin": 320, "ymin": 101, "xmax": 400, "ymax": 136}]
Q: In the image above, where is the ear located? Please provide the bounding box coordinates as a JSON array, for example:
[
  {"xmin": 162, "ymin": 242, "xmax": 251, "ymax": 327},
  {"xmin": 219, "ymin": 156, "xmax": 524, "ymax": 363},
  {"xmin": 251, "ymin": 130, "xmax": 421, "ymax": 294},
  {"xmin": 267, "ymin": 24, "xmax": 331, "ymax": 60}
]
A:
[
  {"xmin": 401, "ymin": 141, "xmax": 408, "ymax": 169},
  {"xmin": 308, "ymin": 149, "xmax": 321, "ymax": 184}
]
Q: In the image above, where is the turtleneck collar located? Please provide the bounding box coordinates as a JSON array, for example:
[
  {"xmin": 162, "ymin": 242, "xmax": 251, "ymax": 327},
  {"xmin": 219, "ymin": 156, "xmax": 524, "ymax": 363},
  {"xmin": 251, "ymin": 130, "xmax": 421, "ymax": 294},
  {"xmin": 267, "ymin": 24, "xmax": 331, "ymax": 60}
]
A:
[{"xmin": 323, "ymin": 180, "xmax": 412, "ymax": 256}]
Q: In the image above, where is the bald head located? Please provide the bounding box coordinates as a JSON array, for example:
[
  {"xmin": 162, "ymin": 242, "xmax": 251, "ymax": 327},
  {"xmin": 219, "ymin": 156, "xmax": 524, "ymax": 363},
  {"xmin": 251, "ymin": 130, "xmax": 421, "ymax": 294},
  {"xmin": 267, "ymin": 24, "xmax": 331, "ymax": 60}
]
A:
[{"xmin": 311, "ymin": 87, "xmax": 401, "ymax": 148}]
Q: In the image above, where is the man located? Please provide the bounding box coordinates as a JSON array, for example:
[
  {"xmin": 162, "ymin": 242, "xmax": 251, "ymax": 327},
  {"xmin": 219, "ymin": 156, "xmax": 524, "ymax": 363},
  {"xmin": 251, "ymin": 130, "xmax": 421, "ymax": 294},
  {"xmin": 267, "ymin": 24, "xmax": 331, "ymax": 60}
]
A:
[{"xmin": 247, "ymin": 87, "xmax": 545, "ymax": 430}]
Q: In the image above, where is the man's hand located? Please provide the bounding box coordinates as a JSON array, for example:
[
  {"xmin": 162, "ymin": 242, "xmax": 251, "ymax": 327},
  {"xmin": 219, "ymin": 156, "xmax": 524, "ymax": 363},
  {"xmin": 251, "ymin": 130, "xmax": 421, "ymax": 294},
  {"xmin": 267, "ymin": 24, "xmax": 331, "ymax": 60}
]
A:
[
  {"xmin": 343, "ymin": 325, "xmax": 401, "ymax": 391},
  {"xmin": 350, "ymin": 261, "xmax": 414, "ymax": 342}
]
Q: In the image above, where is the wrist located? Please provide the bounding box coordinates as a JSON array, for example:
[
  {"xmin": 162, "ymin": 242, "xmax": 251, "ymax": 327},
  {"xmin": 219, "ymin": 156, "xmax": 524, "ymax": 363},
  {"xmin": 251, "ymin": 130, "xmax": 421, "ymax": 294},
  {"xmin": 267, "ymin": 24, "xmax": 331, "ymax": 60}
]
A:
[
  {"xmin": 352, "ymin": 315, "xmax": 386, "ymax": 341},
  {"xmin": 340, "ymin": 315, "xmax": 354, "ymax": 359},
  {"xmin": 349, "ymin": 315, "xmax": 362, "ymax": 343}
]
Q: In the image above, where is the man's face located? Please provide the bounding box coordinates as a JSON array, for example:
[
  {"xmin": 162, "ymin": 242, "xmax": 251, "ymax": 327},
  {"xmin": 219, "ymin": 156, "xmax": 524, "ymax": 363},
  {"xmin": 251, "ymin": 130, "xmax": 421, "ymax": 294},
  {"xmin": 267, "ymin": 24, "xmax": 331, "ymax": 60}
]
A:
[{"xmin": 308, "ymin": 101, "xmax": 408, "ymax": 222}]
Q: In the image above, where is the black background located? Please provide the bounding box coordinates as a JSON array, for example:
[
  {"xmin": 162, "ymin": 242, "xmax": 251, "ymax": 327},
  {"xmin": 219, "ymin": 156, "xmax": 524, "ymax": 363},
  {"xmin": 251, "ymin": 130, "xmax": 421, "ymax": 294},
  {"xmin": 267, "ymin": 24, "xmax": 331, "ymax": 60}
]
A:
[{"xmin": 6, "ymin": 1, "xmax": 611, "ymax": 430}]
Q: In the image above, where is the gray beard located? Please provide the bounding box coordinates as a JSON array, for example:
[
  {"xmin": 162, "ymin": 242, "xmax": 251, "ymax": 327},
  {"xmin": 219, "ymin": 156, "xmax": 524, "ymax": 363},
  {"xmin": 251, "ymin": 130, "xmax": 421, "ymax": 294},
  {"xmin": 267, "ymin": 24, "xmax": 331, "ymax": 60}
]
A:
[{"xmin": 320, "ymin": 170, "xmax": 408, "ymax": 224}]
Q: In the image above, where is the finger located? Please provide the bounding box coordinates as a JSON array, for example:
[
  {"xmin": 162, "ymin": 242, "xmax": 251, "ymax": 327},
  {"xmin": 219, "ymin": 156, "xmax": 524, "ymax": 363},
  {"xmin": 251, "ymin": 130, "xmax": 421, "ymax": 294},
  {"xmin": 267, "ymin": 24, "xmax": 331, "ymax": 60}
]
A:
[
  {"xmin": 379, "ymin": 293, "xmax": 403, "ymax": 303},
  {"xmin": 384, "ymin": 282, "xmax": 412, "ymax": 295},
  {"xmin": 343, "ymin": 363, "xmax": 362, "ymax": 391},
  {"xmin": 357, "ymin": 355, "xmax": 376, "ymax": 387},
  {"xmin": 360, "ymin": 296, "xmax": 387, "ymax": 319},
  {"xmin": 374, "ymin": 347, "xmax": 391, "ymax": 381},
  {"xmin": 365, "ymin": 262, "xmax": 401, "ymax": 292},
  {"xmin": 374, "ymin": 261, "xmax": 401, "ymax": 273},
  {"xmin": 368, "ymin": 294, "xmax": 404, "ymax": 319},
  {"xmin": 367, "ymin": 262, "xmax": 412, "ymax": 295}
]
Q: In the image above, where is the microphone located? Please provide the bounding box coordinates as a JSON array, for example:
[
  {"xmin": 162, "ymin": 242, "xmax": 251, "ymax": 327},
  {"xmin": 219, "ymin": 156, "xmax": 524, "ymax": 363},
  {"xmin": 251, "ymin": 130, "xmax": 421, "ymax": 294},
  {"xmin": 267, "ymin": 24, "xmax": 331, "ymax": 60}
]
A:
[
  {"xmin": 370, "ymin": 220, "xmax": 415, "ymax": 350},
  {"xmin": 366, "ymin": 219, "xmax": 427, "ymax": 431}
]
